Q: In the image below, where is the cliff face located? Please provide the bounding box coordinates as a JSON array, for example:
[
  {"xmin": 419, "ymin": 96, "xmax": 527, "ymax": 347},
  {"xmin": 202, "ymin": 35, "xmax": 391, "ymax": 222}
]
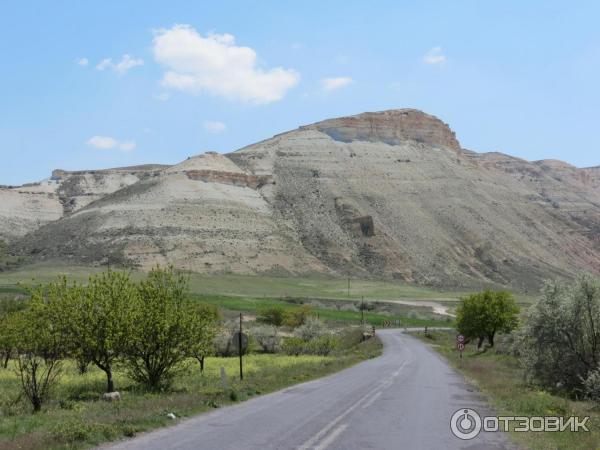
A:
[
  {"xmin": 7, "ymin": 109, "xmax": 600, "ymax": 290},
  {"xmin": 303, "ymin": 109, "xmax": 461, "ymax": 152}
]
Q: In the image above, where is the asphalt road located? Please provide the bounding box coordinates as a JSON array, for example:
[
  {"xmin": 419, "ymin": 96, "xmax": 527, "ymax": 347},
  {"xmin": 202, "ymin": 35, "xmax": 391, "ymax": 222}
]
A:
[{"xmin": 105, "ymin": 330, "xmax": 515, "ymax": 450}]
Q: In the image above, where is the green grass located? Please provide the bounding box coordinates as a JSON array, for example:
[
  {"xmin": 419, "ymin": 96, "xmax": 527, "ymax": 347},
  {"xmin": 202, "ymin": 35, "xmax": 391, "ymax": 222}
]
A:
[
  {"xmin": 0, "ymin": 330, "xmax": 382, "ymax": 450},
  {"xmin": 193, "ymin": 294, "xmax": 454, "ymax": 328},
  {"xmin": 414, "ymin": 330, "xmax": 600, "ymax": 450},
  {"xmin": 0, "ymin": 262, "xmax": 467, "ymax": 300}
]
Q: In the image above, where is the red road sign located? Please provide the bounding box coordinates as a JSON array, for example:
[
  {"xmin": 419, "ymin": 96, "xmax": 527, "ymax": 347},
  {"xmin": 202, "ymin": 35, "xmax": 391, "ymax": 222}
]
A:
[{"xmin": 457, "ymin": 334, "xmax": 465, "ymax": 344}]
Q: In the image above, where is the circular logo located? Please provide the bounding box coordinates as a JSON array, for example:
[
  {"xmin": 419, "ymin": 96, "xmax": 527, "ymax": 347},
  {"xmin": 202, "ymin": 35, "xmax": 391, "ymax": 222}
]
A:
[{"xmin": 450, "ymin": 408, "xmax": 482, "ymax": 440}]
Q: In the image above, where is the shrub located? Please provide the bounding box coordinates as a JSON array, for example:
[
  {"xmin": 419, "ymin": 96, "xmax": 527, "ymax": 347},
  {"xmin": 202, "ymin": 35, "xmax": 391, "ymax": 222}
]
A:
[
  {"xmin": 305, "ymin": 335, "xmax": 339, "ymax": 356},
  {"xmin": 284, "ymin": 304, "xmax": 314, "ymax": 327},
  {"xmin": 583, "ymin": 368, "xmax": 600, "ymax": 402},
  {"xmin": 257, "ymin": 306, "xmax": 286, "ymax": 326},
  {"xmin": 294, "ymin": 316, "xmax": 327, "ymax": 341},
  {"xmin": 456, "ymin": 290, "xmax": 519, "ymax": 348},
  {"xmin": 519, "ymin": 276, "xmax": 600, "ymax": 396},
  {"xmin": 282, "ymin": 337, "xmax": 305, "ymax": 356},
  {"xmin": 251, "ymin": 325, "xmax": 281, "ymax": 353}
]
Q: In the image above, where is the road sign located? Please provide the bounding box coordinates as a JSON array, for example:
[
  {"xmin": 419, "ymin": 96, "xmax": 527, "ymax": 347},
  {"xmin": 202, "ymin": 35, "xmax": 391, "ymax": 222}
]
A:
[
  {"xmin": 457, "ymin": 334, "xmax": 465, "ymax": 344},
  {"xmin": 382, "ymin": 320, "xmax": 391, "ymax": 328},
  {"xmin": 457, "ymin": 342, "xmax": 465, "ymax": 351}
]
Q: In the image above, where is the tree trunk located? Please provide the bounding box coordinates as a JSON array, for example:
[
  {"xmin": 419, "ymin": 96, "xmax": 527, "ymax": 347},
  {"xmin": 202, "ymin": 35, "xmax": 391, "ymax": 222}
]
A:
[
  {"xmin": 32, "ymin": 397, "xmax": 42, "ymax": 413},
  {"xmin": 477, "ymin": 336, "xmax": 484, "ymax": 349},
  {"xmin": 488, "ymin": 332, "xmax": 495, "ymax": 347},
  {"xmin": 2, "ymin": 351, "xmax": 10, "ymax": 369},
  {"xmin": 104, "ymin": 368, "xmax": 114, "ymax": 393},
  {"xmin": 199, "ymin": 356, "xmax": 205, "ymax": 374}
]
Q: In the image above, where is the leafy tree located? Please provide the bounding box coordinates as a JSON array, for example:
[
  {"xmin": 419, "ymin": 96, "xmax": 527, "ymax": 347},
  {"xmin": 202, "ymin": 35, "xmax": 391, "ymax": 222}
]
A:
[
  {"xmin": 189, "ymin": 303, "xmax": 220, "ymax": 374},
  {"xmin": 0, "ymin": 312, "xmax": 19, "ymax": 368},
  {"xmin": 257, "ymin": 306, "xmax": 286, "ymax": 326},
  {"xmin": 13, "ymin": 281, "xmax": 70, "ymax": 412},
  {"xmin": 124, "ymin": 266, "xmax": 216, "ymax": 389},
  {"xmin": 284, "ymin": 304, "xmax": 314, "ymax": 327},
  {"xmin": 0, "ymin": 298, "xmax": 26, "ymax": 368},
  {"xmin": 519, "ymin": 276, "xmax": 600, "ymax": 396},
  {"xmin": 66, "ymin": 270, "xmax": 137, "ymax": 392},
  {"xmin": 456, "ymin": 290, "xmax": 519, "ymax": 348}
]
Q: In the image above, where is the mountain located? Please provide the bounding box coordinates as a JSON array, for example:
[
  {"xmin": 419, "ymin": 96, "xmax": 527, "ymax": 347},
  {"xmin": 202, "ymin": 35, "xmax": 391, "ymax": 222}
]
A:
[
  {"xmin": 0, "ymin": 165, "xmax": 169, "ymax": 243},
  {"xmin": 6, "ymin": 109, "xmax": 600, "ymax": 290}
]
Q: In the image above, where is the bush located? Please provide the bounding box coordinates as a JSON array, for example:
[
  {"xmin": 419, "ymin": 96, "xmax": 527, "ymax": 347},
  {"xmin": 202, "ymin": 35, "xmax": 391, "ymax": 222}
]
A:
[
  {"xmin": 583, "ymin": 368, "xmax": 600, "ymax": 402},
  {"xmin": 519, "ymin": 276, "xmax": 600, "ymax": 396},
  {"xmin": 282, "ymin": 337, "xmax": 305, "ymax": 356},
  {"xmin": 250, "ymin": 325, "xmax": 281, "ymax": 353},
  {"xmin": 305, "ymin": 335, "xmax": 339, "ymax": 356},
  {"xmin": 257, "ymin": 306, "xmax": 286, "ymax": 326},
  {"xmin": 284, "ymin": 305, "xmax": 314, "ymax": 327},
  {"xmin": 294, "ymin": 316, "xmax": 327, "ymax": 341}
]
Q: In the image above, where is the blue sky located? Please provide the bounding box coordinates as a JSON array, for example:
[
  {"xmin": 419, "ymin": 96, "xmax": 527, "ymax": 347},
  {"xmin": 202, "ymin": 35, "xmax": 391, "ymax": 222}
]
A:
[{"xmin": 1, "ymin": 1, "xmax": 599, "ymax": 185}]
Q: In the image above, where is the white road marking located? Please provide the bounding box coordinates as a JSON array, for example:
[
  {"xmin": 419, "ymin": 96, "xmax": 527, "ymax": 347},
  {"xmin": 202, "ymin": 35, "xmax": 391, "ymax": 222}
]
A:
[
  {"xmin": 314, "ymin": 423, "xmax": 348, "ymax": 450},
  {"xmin": 298, "ymin": 360, "xmax": 407, "ymax": 450},
  {"xmin": 361, "ymin": 391, "xmax": 382, "ymax": 409}
]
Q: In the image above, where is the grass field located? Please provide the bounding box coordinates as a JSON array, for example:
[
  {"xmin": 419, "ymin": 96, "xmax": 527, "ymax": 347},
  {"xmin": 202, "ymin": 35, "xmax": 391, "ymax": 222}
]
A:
[
  {"xmin": 193, "ymin": 294, "xmax": 453, "ymax": 328},
  {"xmin": 413, "ymin": 330, "xmax": 600, "ymax": 450},
  {"xmin": 0, "ymin": 262, "xmax": 467, "ymax": 300},
  {"xmin": 0, "ymin": 330, "xmax": 382, "ymax": 450}
]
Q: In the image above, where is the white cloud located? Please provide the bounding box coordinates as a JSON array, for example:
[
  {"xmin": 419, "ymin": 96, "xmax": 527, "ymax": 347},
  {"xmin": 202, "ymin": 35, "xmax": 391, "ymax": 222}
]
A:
[
  {"xmin": 86, "ymin": 136, "xmax": 136, "ymax": 152},
  {"xmin": 321, "ymin": 77, "xmax": 354, "ymax": 92},
  {"xmin": 153, "ymin": 25, "xmax": 300, "ymax": 104},
  {"xmin": 96, "ymin": 54, "xmax": 144, "ymax": 75},
  {"xmin": 423, "ymin": 47, "xmax": 446, "ymax": 65},
  {"xmin": 203, "ymin": 121, "xmax": 227, "ymax": 133},
  {"xmin": 76, "ymin": 57, "xmax": 89, "ymax": 66}
]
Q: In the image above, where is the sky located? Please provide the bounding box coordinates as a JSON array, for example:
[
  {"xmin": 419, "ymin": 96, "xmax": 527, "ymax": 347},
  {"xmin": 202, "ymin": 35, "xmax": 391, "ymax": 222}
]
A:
[{"xmin": 1, "ymin": 1, "xmax": 599, "ymax": 185}]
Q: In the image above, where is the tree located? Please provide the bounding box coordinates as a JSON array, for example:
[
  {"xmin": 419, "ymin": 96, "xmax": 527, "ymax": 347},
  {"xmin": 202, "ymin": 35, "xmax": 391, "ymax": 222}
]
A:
[
  {"xmin": 283, "ymin": 304, "xmax": 314, "ymax": 327},
  {"xmin": 124, "ymin": 266, "xmax": 216, "ymax": 389},
  {"xmin": 0, "ymin": 298, "xmax": 26, "ymax": 368},
  {"xmin": 257, "ymin": 306, "xmax": 286, "ymax": 326},
  {"xmin": 519, "ymin": 276, "xmax": 600, "ymax": 396},
  {"xmin": 251, "ymin": 325, "xmax": 281, "ymax": 353},
  {"xmin": 456, "ymin": 290, "xmax": 519, "ymax": 349},
  {"xmin": 13, "ymin": 281, "xmax": 70, "ymax": 412},
  {"xmin": 67, "ymin": 270, "xmax": 137, "ymax": 392},
  {"xmin": 189, "ymin": 303, "xmax": 220, "ymax": 374}
]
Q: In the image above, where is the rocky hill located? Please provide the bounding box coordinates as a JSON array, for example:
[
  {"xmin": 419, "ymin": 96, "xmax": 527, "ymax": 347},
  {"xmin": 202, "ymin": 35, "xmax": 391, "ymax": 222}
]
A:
[
  {"xmin": 0, "ymin": 165, "xmax": 169, "ymax": 243},
  {"xmin": 6, "ymin": 109, "xmax": 600, "ymax": 290}
]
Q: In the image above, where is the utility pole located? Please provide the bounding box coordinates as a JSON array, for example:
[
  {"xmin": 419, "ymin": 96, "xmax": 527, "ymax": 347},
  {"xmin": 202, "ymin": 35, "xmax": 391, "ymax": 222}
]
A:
[
  {"xmin": 238, "ymin": 313, "xmax": 243, "ymax": 380},
  {"xmin": 361, "ymin": 296, "xmax": 365, "ymax": 325},
  {"xmin": 347, "ymin": 277, "xmax": 350, "ymax": 298}
]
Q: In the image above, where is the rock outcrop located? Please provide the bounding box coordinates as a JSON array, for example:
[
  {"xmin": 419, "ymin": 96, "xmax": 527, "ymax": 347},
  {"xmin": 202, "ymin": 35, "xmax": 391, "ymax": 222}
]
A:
[{"xmin": 303, "ymin": 109, "xmax": 460, "ymax": 152}]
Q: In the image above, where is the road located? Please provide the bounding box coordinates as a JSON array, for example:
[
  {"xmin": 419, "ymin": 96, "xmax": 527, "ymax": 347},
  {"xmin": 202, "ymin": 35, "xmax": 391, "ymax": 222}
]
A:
[{"xmin": 105, "ymin": 330, "xmax": 514, "ymax": 450}]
